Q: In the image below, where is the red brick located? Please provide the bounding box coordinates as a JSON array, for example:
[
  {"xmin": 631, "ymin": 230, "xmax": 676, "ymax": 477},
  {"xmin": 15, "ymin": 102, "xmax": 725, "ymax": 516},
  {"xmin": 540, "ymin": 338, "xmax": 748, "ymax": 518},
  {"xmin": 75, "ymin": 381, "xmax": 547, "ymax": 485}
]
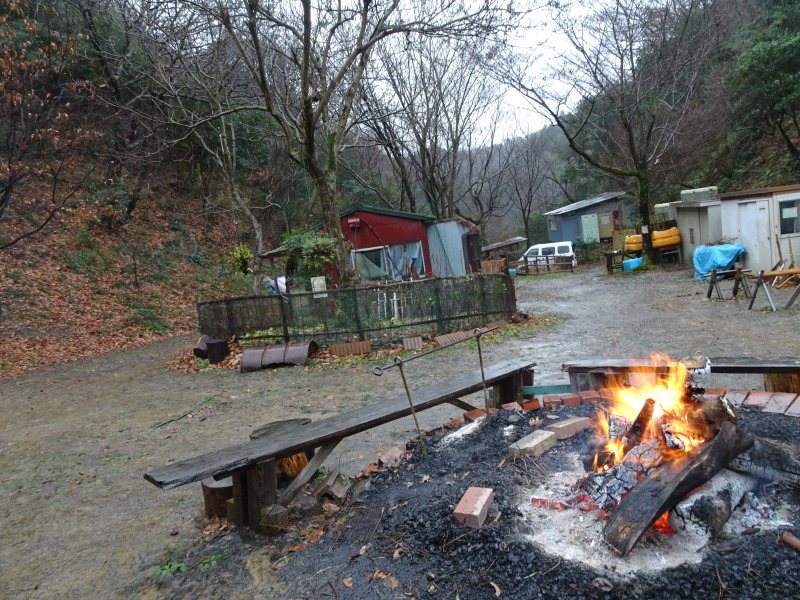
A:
[
  {"xmin": 785, "ymin": 397, "xmax": 800, "ymax": 416},
  {"xmin": 501, "ymin": 402, "xmax": 523, "ymax": 411},
  {"xmin": 541, "ymin": 394, "xmax": 562, "ymax": 407},
  {"xmin": 578, "ymin": 390, "xmax": 602, "ymax": 404},
  {"xmin": 445, "ymin": 419, "xmax": 465, "ymax": 429},
  {"xmin": 763, "ymin": 392, "xmax": 799, "ymax": 414},
  {"xmin": 598, "ymin": 388, "xmax": 616, "ymax": 401},
  {"xmin": 744, "ymin": 391, "xmax": 772, "ymax": 409},
  {"xmin": 454, "ymin": 487, "xmax": 494, "ymax": 529},
  {"xmin": 560, "ymin": 394, "xmax": 581, "ymax": 407},
  {"xmin": 545, "ymin": 417, "xmax": 592, "ymax": 440},
  {"xmin": 463, "ymin": 409, "xmax": 487, "ymax": 422},
  {"xmin": 521, "ymin": 398, "xmax": 541, "ymax": 411},
  {"xmin": 704, "ymin": 388, "xmax": 727, "ymax": 397},
  {"xmin": 724, "ymin": 389, "xmax": 750, "ymax": 408}
]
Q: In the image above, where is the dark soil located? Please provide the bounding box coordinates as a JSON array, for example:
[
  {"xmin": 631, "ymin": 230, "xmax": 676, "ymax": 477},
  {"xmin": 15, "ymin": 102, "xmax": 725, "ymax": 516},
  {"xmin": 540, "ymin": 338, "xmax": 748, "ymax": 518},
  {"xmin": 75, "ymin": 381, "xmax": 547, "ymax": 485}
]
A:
[{"xmin": 155, "ymin": 404, "xmax": 800, "ymax": 600}]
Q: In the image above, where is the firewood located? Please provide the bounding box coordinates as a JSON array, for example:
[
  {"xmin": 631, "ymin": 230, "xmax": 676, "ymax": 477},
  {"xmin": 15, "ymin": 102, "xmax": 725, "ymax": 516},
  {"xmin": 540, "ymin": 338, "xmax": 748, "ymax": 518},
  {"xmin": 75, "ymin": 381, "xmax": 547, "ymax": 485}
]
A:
[
  {"xmin": 622, "ymin": 398, "xmax": 655, "ymax": 455},
  {"xmin": 727, "ymin": 437, "xmax": 800, "ymax": 486},
  {"xmin": 603, "ymin": 421, "xmax": 753, "ymax": 556}
]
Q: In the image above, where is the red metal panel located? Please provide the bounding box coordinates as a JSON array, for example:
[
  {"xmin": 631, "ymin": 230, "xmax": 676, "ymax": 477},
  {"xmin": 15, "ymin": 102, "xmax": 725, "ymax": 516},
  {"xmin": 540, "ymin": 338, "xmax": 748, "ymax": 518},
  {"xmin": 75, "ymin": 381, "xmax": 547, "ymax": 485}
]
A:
[{"xmin": 340, "ymin": 210, "xmax": 432, "ymax": 276}]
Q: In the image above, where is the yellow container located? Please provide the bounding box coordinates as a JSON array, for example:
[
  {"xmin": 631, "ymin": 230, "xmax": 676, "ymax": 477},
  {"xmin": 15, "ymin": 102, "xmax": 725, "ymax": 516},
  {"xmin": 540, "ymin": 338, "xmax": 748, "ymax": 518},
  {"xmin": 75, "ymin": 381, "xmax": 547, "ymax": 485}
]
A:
[
  {"xmin": 651, "ymin": 227, "xmax": 681, "ymax": 248},
  {"xmin": 625, "ymin": 234, "xmax": 642, "ymax": 252}
]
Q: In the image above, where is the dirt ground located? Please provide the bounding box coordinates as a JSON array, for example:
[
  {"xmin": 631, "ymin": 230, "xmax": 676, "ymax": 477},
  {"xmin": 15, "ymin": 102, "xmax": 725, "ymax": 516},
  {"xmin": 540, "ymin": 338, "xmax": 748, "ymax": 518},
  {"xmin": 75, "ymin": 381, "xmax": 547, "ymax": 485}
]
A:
[{"xmin": 2, "ymin": 263, "xmax": 799, "ymax": 600}]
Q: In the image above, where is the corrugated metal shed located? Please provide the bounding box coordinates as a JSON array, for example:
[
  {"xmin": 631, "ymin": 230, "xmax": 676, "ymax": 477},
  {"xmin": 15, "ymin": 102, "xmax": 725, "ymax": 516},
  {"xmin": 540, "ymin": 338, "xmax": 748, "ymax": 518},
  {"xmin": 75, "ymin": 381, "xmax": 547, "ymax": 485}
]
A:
[{"xmin": 544, "ymin": 191, "xmax": 626, "ymax": 216}]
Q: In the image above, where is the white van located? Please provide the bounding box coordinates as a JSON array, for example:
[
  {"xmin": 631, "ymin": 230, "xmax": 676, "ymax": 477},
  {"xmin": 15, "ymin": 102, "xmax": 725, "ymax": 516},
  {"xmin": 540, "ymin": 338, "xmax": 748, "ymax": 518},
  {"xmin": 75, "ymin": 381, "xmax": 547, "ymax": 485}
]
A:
[{"xmin": 518, "ymin": 242, "xmax": 577, "ymax": 267}]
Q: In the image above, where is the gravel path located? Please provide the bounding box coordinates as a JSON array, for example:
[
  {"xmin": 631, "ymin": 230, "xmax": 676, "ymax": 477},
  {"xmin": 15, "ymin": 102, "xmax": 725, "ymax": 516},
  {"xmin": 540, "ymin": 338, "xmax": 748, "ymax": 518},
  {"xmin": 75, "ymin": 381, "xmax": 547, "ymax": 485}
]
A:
[{"xmin": 1, "ymin": 264, "xmax": 798, "ymax": 600}]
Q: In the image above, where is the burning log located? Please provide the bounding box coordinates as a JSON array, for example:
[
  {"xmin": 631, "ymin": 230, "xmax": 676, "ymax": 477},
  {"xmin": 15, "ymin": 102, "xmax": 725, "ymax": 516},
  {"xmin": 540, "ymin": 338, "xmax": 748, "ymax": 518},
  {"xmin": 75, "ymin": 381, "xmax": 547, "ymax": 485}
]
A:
[
  {"xmin": 603, "ymin": 421, "xmax": 753, "ymax": 556},
  {"xmin": 622, "ymin": 398, "xmax": 655, "ymax": 455},
  {"xmin": 580, "ymin": 439, "xmax": 667, "ymax": 511}
]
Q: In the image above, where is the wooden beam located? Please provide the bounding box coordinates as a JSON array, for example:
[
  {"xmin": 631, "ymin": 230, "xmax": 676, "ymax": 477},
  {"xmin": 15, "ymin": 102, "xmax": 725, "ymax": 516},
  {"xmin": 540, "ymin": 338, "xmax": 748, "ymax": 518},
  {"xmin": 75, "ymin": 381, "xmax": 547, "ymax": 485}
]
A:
[{"xmin": 603, "ymin": 421, "xmax": 753, "ymax": 555}]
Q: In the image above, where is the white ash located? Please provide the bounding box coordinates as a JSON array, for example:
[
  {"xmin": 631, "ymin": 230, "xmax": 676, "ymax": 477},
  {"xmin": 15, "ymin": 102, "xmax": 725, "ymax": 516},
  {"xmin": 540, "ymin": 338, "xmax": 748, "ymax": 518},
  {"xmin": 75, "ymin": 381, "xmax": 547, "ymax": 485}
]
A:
[
  {"xmin": 669, "ymin": 469, "xmax": 759, "ymax": 536},
  {"xmin": 736, "ymin": 492, "xmax": 783, "ymax": 530},
  {"xmin": 519, "ymin": 452, "xmax": 710, "ymax": 575},
  {"xmin": 435, "ymin": 418, "xmax": 484, "ymax": 449}
]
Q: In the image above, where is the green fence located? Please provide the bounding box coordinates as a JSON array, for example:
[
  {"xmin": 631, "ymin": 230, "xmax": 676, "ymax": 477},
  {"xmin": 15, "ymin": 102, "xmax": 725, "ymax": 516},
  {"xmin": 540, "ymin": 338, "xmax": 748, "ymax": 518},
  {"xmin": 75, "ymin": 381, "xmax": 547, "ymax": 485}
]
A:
[{"xmin": 196, "ymin": 275, "xmax": 516, "ymax": 346}]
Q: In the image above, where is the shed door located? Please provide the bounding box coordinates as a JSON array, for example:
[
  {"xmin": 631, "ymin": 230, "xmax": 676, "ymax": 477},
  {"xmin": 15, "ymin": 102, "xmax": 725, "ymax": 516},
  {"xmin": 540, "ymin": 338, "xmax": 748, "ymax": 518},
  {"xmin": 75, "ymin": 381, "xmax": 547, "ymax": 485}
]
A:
[
  {"xmin": 597, "ymin": 212, "xmax": 614, "ymax": 239},
  {"xmin": 738, "ymin": 200, "xmax": 771, "ymax": 270},
  {"xmin": 580, "ymin": 214, "xmax": 600, "ymax": 243}
]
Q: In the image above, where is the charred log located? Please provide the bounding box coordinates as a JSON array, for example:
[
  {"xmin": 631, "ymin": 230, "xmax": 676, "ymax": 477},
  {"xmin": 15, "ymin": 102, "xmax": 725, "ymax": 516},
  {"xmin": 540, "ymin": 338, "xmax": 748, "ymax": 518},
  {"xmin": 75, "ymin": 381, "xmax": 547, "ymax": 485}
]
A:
[
  {"xmin": 727, "ymin": 437, "xmax": 800, "ymax": 486},
  {"xmin": 603, "ymin": 421, "xmax": 753, "ymax": 556},
  {"xmin": 622, "ymin": 398, "xmax": 655, "ymax": 455}
]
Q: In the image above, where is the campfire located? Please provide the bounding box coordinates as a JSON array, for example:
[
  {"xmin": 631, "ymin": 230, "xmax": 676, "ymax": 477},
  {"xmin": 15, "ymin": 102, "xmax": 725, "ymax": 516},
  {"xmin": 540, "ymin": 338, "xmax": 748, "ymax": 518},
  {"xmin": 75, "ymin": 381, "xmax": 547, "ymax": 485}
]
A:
[{"xmin": 524, "ymin": 354, "xmax": 794, "ymax": 569}]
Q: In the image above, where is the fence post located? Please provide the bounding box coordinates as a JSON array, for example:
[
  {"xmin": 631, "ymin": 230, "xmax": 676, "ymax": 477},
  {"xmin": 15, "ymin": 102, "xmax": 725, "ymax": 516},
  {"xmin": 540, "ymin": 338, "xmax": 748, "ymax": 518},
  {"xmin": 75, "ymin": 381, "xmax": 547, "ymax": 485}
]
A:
[
  {"xmin": 479, "ymin": 276, "xmax": 489, "ymax": 321},
  {"xmin": 352, "ymin": 288, "xmax": 365, "ymax": 341},
  {"xmin": 503, "ymin": 274, "xmax": 517, "ymax": 319},
  {"xmin": 277, "ymin": 295, "xmax": 290, "ymax": 342},
  {"xmin": 433, "ymin": 278, "xmax": 446, "ymax": 334}
]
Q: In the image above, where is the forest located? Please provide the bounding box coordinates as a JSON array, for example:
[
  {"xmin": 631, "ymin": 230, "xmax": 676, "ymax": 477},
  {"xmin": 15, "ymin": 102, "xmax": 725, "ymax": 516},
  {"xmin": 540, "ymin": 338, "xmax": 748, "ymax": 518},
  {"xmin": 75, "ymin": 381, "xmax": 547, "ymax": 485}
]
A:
[{"xmin": 1, "ymin": 0, "xmax": 799, "ymax": 374}]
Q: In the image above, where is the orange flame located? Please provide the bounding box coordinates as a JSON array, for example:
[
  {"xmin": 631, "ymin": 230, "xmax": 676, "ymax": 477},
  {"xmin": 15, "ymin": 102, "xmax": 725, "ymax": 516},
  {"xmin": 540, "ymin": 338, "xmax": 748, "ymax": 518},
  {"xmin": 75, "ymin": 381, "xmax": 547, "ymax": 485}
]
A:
[
  {"xmin": 592, "ymin": 353, "xmax": 708, "ymax": 472},
  {"xmin": 653, "ymin": 511, "xmax": 676, "ymax": 536}
]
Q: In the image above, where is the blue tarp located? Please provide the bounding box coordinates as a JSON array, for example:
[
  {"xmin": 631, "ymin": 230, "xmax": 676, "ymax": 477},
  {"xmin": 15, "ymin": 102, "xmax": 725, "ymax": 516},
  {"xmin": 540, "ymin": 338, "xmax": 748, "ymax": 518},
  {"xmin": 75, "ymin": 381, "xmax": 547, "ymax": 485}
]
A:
[{"xmin": 692, "ymin": 244, "xmax": 747, "ymax": 280}]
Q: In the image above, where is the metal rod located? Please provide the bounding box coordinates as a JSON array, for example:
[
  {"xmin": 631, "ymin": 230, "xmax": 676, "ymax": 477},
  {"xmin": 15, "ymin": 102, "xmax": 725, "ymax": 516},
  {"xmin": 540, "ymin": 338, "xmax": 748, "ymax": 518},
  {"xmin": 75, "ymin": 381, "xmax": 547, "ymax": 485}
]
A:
[
  {"xmin": 394, "ymin": 357, "xmax": 427, "ymax": 455},
  {"xmin": 474, "ymin": 328, "xmax": 489, "ymax": 408},
  {"xmin": 372, "ymin": 325, "xmax": 500, "ymax": 376}
]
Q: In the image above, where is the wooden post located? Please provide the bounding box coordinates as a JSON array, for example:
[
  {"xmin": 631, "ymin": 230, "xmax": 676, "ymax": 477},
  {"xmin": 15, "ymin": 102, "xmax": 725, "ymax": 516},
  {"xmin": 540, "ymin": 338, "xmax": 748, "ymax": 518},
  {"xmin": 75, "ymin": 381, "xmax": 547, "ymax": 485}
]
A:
[
  {"xmin": 229, "ymin": 472, "xmax": 248, "ymax": 527},
  {"xmin": 491, "ymin": 373, "xmax": 522, "ymax": 408},
  {"xmin": 246, "ymin": 460, "xmax": 278, "ymax": 533},
  {"xmin": 201, "ymin": 477, "xmax": 233, "ymax": 518},
  {"xmin": 764, "ymin": 373, "xmax": 800, "ymax": 393},
  {"xmin": 706, "ymin": 269, "xmax": 717, "ymax": 299}
]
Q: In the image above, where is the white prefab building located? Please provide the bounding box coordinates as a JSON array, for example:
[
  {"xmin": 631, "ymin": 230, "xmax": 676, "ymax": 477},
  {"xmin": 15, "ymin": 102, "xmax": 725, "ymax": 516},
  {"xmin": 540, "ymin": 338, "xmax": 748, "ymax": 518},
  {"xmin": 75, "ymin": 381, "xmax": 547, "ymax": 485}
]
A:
[{"xmin": 718, "ymin": 184, "xmax": 800, "ymax": 271}]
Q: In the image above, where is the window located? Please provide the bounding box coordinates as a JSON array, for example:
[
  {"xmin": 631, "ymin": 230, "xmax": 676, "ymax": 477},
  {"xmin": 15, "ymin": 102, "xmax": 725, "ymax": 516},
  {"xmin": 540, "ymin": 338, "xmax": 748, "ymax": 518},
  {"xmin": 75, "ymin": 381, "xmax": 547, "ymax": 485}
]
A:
[
  {"xmin": 541, "ymin": 247, "xmax": 555, "ymax": 256},
  {"xmin": 779, "ymin": 199, "xmax": 800, "ymax": 235},
  {"xmin": 351, "ymin": 242, "xmax": 426, "ymax": 281},
  {"xmin": 556, "ymin": 245, "xmax": 571, "ymax": 254},
  {"xmin": 548, "ymin": 218, "xmax": 557, "ymax": 231}
]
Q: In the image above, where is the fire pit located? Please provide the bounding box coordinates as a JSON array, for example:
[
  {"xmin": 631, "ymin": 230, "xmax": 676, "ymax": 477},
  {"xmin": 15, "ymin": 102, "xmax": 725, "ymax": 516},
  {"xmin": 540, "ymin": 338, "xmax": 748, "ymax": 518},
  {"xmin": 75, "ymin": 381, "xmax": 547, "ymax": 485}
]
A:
[
  {"xmin": 168, "ymin": 356, "xmax": 800, "ymax": 599},
  {"xmin": 524, "ymin": 355, "xmax": 796, "ymax": 574}
]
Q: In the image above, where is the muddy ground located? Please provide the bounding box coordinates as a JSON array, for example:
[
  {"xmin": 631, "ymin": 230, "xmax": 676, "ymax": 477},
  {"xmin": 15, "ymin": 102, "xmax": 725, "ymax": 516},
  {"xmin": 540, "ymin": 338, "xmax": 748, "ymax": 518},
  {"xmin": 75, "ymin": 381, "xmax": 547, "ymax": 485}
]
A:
[{"xmin": 1, "ymin": 264, "xmax": 799, "ymax": 600}]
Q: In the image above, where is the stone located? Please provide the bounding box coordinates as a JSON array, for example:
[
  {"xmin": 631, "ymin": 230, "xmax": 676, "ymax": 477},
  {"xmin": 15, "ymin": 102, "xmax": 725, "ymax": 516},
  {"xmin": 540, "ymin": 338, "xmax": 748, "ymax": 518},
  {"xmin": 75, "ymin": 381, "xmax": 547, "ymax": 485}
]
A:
[
  {"xmin": 545, "ymin": 417, "xmax": 592, "ymax": 440},
  {"xmin": 508, "ymin": 430, "xmax": 557, "ymax": 459}
]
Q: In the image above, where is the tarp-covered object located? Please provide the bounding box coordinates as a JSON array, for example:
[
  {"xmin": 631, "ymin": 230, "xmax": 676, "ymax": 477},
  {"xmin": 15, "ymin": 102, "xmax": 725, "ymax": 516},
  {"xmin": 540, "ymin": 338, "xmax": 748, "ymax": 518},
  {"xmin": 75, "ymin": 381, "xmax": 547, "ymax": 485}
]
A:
[{"xmin": 692, "ymin": 244, "xmax": 746, "ymax": 280}]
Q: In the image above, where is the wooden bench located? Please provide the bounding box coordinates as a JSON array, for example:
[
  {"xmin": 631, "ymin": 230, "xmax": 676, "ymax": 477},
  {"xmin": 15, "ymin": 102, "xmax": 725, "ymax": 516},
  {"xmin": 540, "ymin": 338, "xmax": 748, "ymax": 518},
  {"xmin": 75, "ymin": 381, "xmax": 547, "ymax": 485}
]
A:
[
  {"xmin": 144, "ymin": 359, "xmax": 534, "ymax": 532},
  {"xmin": 562, "ymin": 357, "xmax": 800, "ymax": 393}
]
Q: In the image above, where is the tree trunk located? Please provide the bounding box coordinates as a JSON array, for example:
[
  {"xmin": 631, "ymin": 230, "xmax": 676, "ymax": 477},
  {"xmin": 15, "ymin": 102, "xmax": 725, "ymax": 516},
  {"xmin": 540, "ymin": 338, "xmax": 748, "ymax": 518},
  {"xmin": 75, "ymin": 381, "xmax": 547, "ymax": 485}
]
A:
[{"xmin": 637, "ymin": 170, "xmax": 656, "ymax": 263}]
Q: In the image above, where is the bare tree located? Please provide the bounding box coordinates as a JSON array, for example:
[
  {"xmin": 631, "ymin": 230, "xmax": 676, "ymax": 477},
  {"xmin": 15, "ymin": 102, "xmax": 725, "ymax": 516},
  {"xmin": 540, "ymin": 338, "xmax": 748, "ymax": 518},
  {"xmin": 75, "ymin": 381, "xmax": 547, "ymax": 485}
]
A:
[
  {"xmin": 192, "ymin": 0, "xmax": 521, "ymax": 282},
  {"xmin": 504, "ymin": 0, "xmax": 722, "ymax": 256}
]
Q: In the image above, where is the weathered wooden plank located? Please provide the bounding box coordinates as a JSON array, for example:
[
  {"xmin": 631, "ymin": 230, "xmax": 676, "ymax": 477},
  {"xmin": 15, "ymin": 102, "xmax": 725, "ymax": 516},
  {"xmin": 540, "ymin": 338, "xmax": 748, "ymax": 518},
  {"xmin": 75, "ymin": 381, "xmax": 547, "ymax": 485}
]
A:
[
  {"xmin": 144, "ymin": 359, "xmax": 534, "ymax": 490},
  {"xmin": 563, "ymin": 357, "xmax": 800, "ymax": 375}
]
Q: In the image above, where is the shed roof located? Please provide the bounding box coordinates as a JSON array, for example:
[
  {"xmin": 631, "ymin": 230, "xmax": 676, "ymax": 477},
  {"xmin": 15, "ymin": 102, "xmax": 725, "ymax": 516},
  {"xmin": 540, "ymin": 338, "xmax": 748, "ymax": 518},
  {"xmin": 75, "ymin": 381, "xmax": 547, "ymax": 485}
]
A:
[
  {"xmin": 718, "ymin": 184, "xmax": 800, "ymax": 201},
  {"xmin": 341, "ymin": 203, "xmax": 435, "ymax": 222},
  {"xmin": 543, "ymin": 191, "xmax": 627, "ymax": 216},
  {"xmin": 481, "ymin": 236, "xmax": 528, "ymax": 253}
]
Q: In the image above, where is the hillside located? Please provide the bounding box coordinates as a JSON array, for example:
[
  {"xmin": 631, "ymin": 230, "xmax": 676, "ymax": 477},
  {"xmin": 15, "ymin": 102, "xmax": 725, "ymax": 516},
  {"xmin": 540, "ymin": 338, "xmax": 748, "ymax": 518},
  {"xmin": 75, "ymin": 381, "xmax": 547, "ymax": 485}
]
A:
[{"xmin": 0, "ymin": 167, "xmax": 252, "ymax": 378}]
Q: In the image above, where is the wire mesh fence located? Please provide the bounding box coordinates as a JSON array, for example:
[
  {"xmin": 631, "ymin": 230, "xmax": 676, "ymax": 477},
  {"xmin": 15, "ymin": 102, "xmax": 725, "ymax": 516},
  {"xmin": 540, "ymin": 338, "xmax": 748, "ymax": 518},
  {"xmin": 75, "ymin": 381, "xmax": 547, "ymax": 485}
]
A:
[{"xmin": 197, "ymin": 275, "xmax": 516, "ymax": 347}]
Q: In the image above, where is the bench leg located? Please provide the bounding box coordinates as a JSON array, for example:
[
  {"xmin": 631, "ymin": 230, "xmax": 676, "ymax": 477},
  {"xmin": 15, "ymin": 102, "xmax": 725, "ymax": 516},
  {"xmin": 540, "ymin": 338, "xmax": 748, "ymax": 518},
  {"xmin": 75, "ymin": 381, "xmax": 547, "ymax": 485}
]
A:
[
  {"xmin": 246, "ymin": 460, "xmax": 278, "ymax": 533},
  {"xmin": 491, "ymin": 373, "xmax": 522, "ymax": 408},
  {"xmin": 277, "ymin": 440, "xmax": 340, "ymax": 507}
]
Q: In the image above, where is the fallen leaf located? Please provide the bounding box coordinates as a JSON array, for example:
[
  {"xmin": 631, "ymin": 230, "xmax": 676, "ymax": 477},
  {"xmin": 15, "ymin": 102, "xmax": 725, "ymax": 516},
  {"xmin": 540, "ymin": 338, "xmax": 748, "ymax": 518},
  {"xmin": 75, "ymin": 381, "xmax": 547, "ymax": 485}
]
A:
[
  {"xmin": 496, "ymin": 458, "xmax": 506, "ymax": 469},
  {"xmin": 342, "ymin": 577, "xmax": 353, "ymax": 588},
  {"xmin": 384, "ymin": 576, "xmax": 399, "ymax": 590},
  {"xmin": 66, "ymin": 481, "xmax": 80, "ymax": 493},
  {"xmin": 287, "ymin": 544, "xmax": 306, "ymax": 553},
  {"xmin": 359, "ymin": 544, "xmax": 369, "ymax": 555},
  {"xmin": 421, "ymin": 475, "xmax": 430, "ymax": 483},
  {"xmin": 490, "ymin": 581, "xmax": 501, "ymax": 596},
  {"xmin": 393, "ymin": 548, "xmax": 402, "ymax": 559}
]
